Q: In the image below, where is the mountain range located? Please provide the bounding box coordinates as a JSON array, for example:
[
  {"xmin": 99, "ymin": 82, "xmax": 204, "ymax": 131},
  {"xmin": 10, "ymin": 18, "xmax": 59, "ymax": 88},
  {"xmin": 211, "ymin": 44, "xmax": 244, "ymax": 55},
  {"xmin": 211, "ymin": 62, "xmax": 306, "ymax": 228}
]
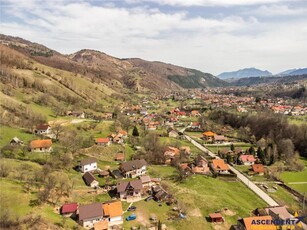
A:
[
  {"xmin": 0, "ymin": 34, "xmax": 226, "ymax": 93},
  {"xmin": 218, "ymin": 67, "xmax": 307, "ymax": 80},
  {"xmin": 218, "ymin": 68, "xmax": 272, "ymax": 79}
]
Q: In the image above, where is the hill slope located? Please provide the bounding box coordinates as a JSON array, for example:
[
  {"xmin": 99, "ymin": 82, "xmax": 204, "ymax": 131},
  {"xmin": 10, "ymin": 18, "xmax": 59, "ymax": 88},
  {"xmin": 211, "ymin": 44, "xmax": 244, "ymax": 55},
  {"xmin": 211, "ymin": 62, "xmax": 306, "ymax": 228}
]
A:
[{"xmin": 0, "ymin": 34, "xmax": 226, "ymax": 92}]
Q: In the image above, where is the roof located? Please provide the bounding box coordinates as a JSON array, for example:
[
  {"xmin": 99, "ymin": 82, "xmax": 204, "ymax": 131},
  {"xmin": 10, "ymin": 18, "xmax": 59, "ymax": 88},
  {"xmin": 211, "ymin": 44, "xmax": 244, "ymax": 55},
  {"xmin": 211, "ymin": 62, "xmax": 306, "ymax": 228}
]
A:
[
  {"xmin": 94, "ymin": 220, "xmax": 108, "ymax": 230},
  {"xmin": 95, "ymin": 138, "xmax": 110, "ymax": 143},
  {"xmin": 265, "ymin": 206, "xmax": 291, "ymax": 220},
  {"xmin": 252, "ymin": 164, "xmax": 265, "ymax": 173},
  {"xmin": 83, "ymin": 172, "xmax": 97, "ymax": 185},
  {"xmin": 80, "ymin": 157, "xmax": 97, "ymax": 166},
  {"xmin": 203, "ymin": 131, "xmax": 216, "ymax": 137},
  {"xmin": 36, "ymin": 124, "xmax": 50, "ymax": 130},
  {"xmin": 30, "ymin": 139, "xmax": 52, "ymax": 149},
  {"xmin": 212, "ymin": 159, "xmax": 229, "ymax": 171},
  {"xmin": 120, "ymin": 159, "xmax": 147, "ymax": 172},
  {"xmin": 102, "ymin": 201, "xmax": 123, "ymax": 218},
  {"xmin": 240, "ymin": 155, "xmax": 256, "ymax": 163},
  {"xmin": 140, "ymin": 175, "xmax": 151, "ymax": 184},
  {"xmin": 117, "ymin": 179, "xmax": 143, "ymax": 193},
  {"xmin": 11, "ymin": 137, "xmax": 23, "ymax": 143},
  {"xmin": 61, "ymin": 203, "xmax": 78, "ymax": 214},
  {"xmin": 209, "ymin": 213, "xmax": 223, "ymax": 219},
  {"xmin": 214, "ymin": 135, "xmax": 226, "ymax": 141},
  {"xmin": 118, "ymin": 130, "xmax": 127, "ymax": 136},
  {"xmin": 79, "ymin": 203, "xmax": 103, "ymax": 221},
  {"xmin": 242, "ymin": 216, "xmax": 276, "ymax": 230}
]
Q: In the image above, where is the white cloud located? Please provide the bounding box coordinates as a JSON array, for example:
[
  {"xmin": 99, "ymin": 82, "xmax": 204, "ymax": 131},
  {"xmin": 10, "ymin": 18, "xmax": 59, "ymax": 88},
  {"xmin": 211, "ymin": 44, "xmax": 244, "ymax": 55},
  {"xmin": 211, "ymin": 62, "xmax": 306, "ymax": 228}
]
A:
[
  {"xmin": 1, "ymin": 0, "xmax": 307, "ymax": 74},
  {"xmin": 250, "ymin": 4, "xmax": 307, "ymax": 16},
  {"xmin": 126, "ymin": 0, "xmax": 293, "ymax": 7}
]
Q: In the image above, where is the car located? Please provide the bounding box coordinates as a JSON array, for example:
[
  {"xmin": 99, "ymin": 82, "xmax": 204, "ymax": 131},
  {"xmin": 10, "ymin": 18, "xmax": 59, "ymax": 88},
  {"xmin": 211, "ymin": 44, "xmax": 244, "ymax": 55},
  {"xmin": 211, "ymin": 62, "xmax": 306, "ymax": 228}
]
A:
[
  {"xmin": 127, "ymin": 206, "xmax": 137, "ymax": 211},
  {"xmin": 126, "ymin": 214, "xmax": 137, "ymax": 221},
  {"xmin": 145, "ymin": 196, "xmax": 153, "ymax": 202}
]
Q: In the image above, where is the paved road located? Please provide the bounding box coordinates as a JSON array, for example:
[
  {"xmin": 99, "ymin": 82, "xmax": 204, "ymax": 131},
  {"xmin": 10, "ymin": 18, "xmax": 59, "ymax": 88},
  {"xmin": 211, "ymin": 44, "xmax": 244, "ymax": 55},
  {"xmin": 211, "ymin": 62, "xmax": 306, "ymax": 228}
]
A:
[{"xmin": 184, "ymin": 134, "xmax": 279, "ymax": 206}]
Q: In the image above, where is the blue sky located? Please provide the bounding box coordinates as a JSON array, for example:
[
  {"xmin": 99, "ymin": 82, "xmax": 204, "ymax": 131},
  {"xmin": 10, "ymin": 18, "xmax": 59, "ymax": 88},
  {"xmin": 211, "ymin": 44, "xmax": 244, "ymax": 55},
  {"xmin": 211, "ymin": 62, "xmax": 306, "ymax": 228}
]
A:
[{"xmin": 1, "ymin": 0, "xmax": 307, "ymax": 75}]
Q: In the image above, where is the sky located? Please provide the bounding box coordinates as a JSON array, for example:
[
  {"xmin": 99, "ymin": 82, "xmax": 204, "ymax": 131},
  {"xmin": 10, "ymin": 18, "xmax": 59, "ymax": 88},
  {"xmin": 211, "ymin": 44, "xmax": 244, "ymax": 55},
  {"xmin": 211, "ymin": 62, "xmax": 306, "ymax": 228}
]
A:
[{"xmin": 1, "ymin": 0, "xmax": 307, "ymax": 75}]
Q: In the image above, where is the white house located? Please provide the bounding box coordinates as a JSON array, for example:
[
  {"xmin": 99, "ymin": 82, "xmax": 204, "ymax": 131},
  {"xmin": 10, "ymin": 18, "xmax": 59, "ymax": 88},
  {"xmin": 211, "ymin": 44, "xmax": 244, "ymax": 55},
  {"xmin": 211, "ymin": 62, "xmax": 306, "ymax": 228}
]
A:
[
  {"xmin": 119, "ymin": 159, "xmax": 147, "ymax": 178},
  {"xmin": 79, "ymin": 203, "xmax": 103, "ymax": 229},
  {"xmin": 34, "ymin": 124, "xmax": 52, "ymax": 135},
  {"xmin": 82, "ymin": 172, "xmax": 99, "ymax": 188},
  {"xmin": 102, "ymin": 201, "xmax": 123, "ymax": 226},
  {"xmin": 79, "ymin": 157, "xmax": 97, "ymax": 173},
  {"xmin": 29, "ymin": 139, "xmax": 53, "ymax": 153}
]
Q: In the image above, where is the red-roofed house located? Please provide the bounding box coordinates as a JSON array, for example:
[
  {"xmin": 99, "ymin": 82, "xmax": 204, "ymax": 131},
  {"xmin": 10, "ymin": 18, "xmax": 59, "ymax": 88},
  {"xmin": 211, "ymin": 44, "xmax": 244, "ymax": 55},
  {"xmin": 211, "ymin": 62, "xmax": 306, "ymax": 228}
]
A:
[
  {"xmin": 251, "ymin": 164, "xmax": 265, "ymax": 175},
  {"xmin": 29, "ymin": 139, "xmax": 53, "ymax": 152},
  {"xmin": 61, "ymin": 203, "xmax": 78, "ymax": 217},
  {"xmin": 95, "ymin": 138, "xmax": 111, "ymax": 146},
  {"xmin": 211, "ymin": 159, "xmax": 230, "ymax": 174},
  {"xmin": 239, "ymin": 155, "xmax": 256, "ymax": 166},
  {"xmin": 209, "ymin": 213, "xmax": 224, "ymax": 223}
]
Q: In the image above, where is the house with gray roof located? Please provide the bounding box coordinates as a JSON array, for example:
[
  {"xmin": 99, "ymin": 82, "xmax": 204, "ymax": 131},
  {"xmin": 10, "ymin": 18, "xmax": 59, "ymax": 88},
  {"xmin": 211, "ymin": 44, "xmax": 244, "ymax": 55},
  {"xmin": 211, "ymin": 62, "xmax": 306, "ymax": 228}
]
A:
[
  {"xmin": 78, "ymin": 203, "xmax": 103, "ymax": 228},
  {"xmin": 119, "ymin": 159, "xmax": 147, "ymax": 178},
  {"xmin": 116, "ymin": 179, "xmax": 143, "ymax": 201}
]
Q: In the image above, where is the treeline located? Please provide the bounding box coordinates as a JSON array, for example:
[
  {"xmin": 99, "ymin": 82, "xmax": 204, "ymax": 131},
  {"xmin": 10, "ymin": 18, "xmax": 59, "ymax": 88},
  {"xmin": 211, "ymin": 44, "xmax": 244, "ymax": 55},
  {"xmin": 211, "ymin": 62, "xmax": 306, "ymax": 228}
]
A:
[{"xmin": 209, "ymin": 110, "xmax": 307, "ymax": 159}]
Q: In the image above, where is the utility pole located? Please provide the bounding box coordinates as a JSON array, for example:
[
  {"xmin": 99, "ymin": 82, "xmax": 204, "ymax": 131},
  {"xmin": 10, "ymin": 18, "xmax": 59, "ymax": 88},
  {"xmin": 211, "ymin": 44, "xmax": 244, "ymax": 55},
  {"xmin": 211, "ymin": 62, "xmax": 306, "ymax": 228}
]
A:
[{"xmin": 303, "ymin": 192, "xmax": 305, "ymax": 213}]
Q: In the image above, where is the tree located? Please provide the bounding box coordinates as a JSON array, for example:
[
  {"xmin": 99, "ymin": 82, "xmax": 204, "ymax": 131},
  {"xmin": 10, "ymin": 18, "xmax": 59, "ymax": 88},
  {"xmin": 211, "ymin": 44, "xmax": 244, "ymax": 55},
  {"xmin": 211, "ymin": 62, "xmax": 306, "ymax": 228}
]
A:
[
  {"xmin": 52, "ymin": 123, "xmax": 64, "ymax": 141},
  {"xmin": 132, "ymin": 126, "xmax": 139, "ymax": 137},
  {"xmin": 230, "ymin": 144, "xmax": 235, "ymax": 151},
  {"xmin": 257, "ymin": 147, "xmax": 265, "ymax": 165},
  {"xmin": 248, "ymin": 146, "xmax": 256, "ymax": 155}
]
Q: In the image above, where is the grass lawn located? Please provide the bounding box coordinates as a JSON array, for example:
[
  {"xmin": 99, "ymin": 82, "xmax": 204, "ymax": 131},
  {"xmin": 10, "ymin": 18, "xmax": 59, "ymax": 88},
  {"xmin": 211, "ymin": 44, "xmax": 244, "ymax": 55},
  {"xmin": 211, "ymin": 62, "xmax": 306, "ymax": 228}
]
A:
[
  {"xmin": 280, "ymin": 157, "xmax": 307, "ymax": 193},
  {"xmin": 162, "ymin": 175, "xmax": 266, "ymax": 230},
  {"xmin": 287, "ymin": 115, "xmax": 307, "ymax": 126},
  {"xmin": 0, "ymin": 179, "xmax": 76, "ymax": 228},
  {"xmin": 160, "ymin": 137, "xmax": 203, "ymax": 156},
  {"xmin": 0, "ymin": 126, "xmax": 34, "ymax": 147}
]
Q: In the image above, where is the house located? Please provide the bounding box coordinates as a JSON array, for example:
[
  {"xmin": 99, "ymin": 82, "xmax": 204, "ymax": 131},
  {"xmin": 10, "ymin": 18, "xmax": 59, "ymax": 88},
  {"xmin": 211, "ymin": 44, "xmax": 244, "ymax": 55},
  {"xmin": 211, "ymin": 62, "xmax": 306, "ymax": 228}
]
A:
[
  {"xmin": 190, "ymin": 110, "xmax": 201, "ymax": 116},
  {"xmin": 190, "ymin": 122, "xmax": 201, "ymax": 129},
  {"xmin": 152, "ymin": 186, "xmax": 168, "ymax": 201},
  {"xmin": 61, "ymin": 203, "xmax": 78, "ymax": 218},
  {"xmin": 211, "ymin": 159, "xmax": 230, "ymax": 174},
  {"xmin": 202, "ymin": 131, "xmax": 216, "ymax": 142},
  {"xmin": 118, "ymin": 130, "xmax": 128, "ymax": 138},
  {"xmin": 116, "ymin": 179, "xmax": 143, "ymax": 201},
  {"xmin": 180, "ymin": 146, "xmax": 191, "ymax": 155},
  {"xmin": 119, "ymin": 159, "xmax": 147, "ymax": 178},
  {"xmin": 83, "ymin": 172, "xmax": 99, "ymax": 188},
  {"xmin": 239, "ymin": 155, "xmax": 256, "ymax": 166},
  {"xmin": 236, "ymin": 216, "xmax": 276, "ymax": 230},
  {"xmin": 113, "ymin": 134, "xmax": 124, "ymax": 144},
  {"xmin": 213, "ymin": 135, "xmax": 227, "ymax": 144},
  {"xmin": 79, "ymin": 203, "xmax": 104, "ymax": 228},
  {"xmin": 192, "ymin": 155, "xmax": 210, "ymax": 175},
  {"xmin": 69, "ymin": 111, "xmax": 85, "ymax": 118},
  {"xmin": 10, "ymin": 137, "xmax": 24, "ymax": 145},
  {"xmin": 209, "ymin": 213, "xmax": 224, "ymax": 223},
  {"xmin": 79, "ymin": 157, "xmax": 97, "ymax": 173},
  {"xmin": 251, "ymin": 164, "xmax": 265, "ymax": 175},
  {"xmin": 94, "ymin": 220, "xmax": 108, "ymax": 230},
  {"xmin": 29, "ymin": 139, "xmax": 52, "ymax": 152},
  {"xmin": 95, "ymin": 138, "xmax": 111, "ymax": 146},
  {"xmin": 164, "ymin": 146, "xmax": 180, "ymax": 158},
  {"xmin": 34, "ymin": 124, "xmax": 52, "ymax": 135},
  {"xmin": 102, "ymin": 201, "xmax": 123, "ymax": 227},
  {"xmin": 139, "ymin": 175, "xmax": 152, "ymax": 188},
  {"xmin": 265, "ymin": 206, "xmax": 292, "ymax": 223},
  {"xmin": 114, "ymin": 152, "xmax": 125, "ymax": 161}
]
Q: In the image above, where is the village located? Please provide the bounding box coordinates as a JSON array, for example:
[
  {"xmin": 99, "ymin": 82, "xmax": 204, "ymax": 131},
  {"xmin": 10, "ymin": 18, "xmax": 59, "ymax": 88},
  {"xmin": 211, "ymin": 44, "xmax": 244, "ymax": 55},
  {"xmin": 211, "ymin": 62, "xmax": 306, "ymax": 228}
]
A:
[{"xmin": 3, "ymin": 91, "xmax": 307, "ymax": 230}]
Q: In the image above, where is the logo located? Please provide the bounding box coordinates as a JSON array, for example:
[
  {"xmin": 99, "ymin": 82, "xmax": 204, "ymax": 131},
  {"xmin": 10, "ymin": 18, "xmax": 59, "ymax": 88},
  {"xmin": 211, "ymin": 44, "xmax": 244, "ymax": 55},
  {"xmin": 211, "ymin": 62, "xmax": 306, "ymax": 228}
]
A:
[{"xmin": 251, "ymin": 215, "xmax": 307, "ymax": 229}]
